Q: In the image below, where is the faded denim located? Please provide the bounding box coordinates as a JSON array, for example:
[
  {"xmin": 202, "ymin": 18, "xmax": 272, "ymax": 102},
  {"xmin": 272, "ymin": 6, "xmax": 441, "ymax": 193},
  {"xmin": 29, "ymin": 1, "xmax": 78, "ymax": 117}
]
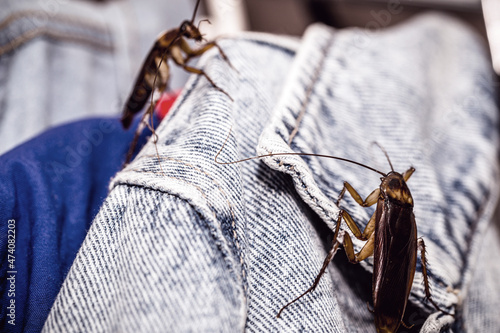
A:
[
  {"xmin": 0, "ymin": 0, "xmax": 192, "ymax": 155},
  {"xmin": 43, "ymin": 13, "xmax": 499, "ymax": 332}
]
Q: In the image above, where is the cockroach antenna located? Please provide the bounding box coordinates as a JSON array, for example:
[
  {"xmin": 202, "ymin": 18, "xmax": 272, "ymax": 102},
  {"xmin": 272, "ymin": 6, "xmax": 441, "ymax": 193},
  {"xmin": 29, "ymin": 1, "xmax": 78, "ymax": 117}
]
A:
[
  {"xmin": 372, "ymin": 142, "xmax": 394, "ymax": 173},
  {"xmin": 214, "ymin": 127, "xmax": 387, "ymax": 177},
  {"xmin": 191, "ymin": 0, "xmax": 202, "ymax": 23}
]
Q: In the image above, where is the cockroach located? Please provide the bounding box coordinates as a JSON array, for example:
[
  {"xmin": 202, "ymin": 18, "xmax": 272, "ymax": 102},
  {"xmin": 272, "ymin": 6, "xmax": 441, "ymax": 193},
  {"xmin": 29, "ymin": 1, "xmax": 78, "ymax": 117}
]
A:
[
  {"xmin": 121, "ymin": 0, "xmax": 233, "ymax": 163},
  {"xmin": 215, "ymin": 137, "xmax": 454, "ymax": 333}
]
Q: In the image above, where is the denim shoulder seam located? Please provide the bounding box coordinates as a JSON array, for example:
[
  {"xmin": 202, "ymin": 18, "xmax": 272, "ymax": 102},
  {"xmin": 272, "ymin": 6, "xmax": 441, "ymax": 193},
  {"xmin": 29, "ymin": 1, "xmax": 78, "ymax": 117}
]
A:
[
  {"xmin": 0, "ymin": 10, "xmax": 114, "ymax": 55},
  {"xmin": 287, "ymin": 28, "xmax": 334, "ymax": 144},
  {"xmin": 115, "ymin": 155, "xmax": 248, "ymax": 297},
  {"xmin": 458, "ymin": 183, "xmax": 500, "ymax": 293},
  {"xmin": 0, "ymin": 10, "xmax": 109, "ymax": 32}
]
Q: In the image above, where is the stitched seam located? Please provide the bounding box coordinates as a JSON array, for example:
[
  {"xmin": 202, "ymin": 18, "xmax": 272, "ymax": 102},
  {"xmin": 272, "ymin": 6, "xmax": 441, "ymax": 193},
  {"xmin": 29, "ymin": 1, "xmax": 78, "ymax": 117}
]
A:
[
  {"xmin": 457, "ymin": 188, "xmax": 494, "ymax": 289},
  {"xmin": 263, "ymin": 155, "xmax": 339, "ymax": 226},
  {"xmin": 288, "ymin": 34, "xmax": 334, "ymax": 145},
  {"xmin": 0, "ymin": 10, "xmax": 109, "ymax": 33},
  {"xmin": 124, "ymin": 155, "xmax": 248, "ymax": 295},
  {"xmin": 0, "ymin": 26, "xmax": 114, "ymax": 55},
  {"xmin": 263, "ymin": 32, "xmax": 339, "ymax": 227}
]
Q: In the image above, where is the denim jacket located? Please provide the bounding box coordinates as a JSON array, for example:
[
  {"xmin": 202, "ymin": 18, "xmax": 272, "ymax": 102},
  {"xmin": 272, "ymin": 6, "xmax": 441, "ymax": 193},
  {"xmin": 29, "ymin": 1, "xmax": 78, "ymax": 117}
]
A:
[
  {"xmin": 0, "ymin": 0, "xmax": 192, "ymax": 155},
  {"xmin": 43, "ymin": 13, "xmax": 499, "ymax": 332}
]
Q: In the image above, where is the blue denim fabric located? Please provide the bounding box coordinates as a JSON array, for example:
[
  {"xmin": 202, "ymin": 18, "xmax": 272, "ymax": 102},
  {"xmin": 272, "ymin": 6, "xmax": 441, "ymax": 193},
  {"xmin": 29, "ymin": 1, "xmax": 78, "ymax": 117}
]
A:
[
  {"xmin": 462, "ymin": 213, "xmax": 500, "ymax": 332},
  {"xmin": 43, "ymin": 13, "xmax": 499, "ymax": 332},
  {"xmin": 0, "ymin": 0, "xmax": 192, "ymax": 155},
  {"xmin": 0, "ymin": 116, "xmax": 155, "ymax": 333}
]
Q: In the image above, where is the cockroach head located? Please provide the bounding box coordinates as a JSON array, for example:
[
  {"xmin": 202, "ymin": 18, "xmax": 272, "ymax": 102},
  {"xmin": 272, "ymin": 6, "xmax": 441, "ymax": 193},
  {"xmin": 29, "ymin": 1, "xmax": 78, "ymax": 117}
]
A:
[
  {"xmin": 179, "ymin": 20, "xmax": 203, "ymax": 41},
  {"xmin": 380, "ymin": 171, "xmax": 413, "ymax": 205}
]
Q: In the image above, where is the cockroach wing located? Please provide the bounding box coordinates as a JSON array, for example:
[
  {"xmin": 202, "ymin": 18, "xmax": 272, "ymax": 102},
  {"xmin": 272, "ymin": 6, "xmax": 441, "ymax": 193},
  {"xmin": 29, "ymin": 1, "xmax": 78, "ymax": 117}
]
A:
[
  {"xmin": 121, "ymin": 38, "xmax": 171, "ymax": 129},
  {"xmin": 372, "ymin": 198, "xmax": 418, "ymax": 333}
]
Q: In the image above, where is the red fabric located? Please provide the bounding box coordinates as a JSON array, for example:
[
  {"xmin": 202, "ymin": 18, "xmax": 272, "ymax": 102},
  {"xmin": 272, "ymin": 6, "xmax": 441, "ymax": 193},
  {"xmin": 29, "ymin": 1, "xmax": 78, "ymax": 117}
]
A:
[{"xmin": 156, "ymin": 91, "xmax": 180, "ymax": 120}]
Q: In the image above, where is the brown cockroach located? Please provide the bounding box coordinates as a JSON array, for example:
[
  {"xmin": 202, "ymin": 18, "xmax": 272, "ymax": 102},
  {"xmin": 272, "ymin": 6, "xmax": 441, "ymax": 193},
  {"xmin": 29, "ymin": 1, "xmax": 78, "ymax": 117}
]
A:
[
  {"xmin": 121, "ymin": 0, "xmax": 233, "ymax": 163},
  {"xmin": 215, "ymin": 139, "xmax": 453, "ymax": 333}
]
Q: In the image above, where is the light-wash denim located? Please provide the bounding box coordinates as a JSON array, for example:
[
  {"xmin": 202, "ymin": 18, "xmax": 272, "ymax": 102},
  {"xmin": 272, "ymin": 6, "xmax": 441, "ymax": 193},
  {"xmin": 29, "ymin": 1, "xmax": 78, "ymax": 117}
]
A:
[
  {"xmin": 0, "ymin": 0, "xmax": 192, "ymax": 155},
  {"xmin": 43, "ymin": 13, "xmax": 499, "ymax": 332}
]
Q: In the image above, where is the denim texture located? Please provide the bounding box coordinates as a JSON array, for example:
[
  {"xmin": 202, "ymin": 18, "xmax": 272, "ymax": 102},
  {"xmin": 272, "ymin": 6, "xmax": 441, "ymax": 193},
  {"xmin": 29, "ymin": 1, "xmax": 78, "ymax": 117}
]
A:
[
  {"xmin": 462, "ymin": 213, "xmax": 500, "ymax": 331},
  {"xmin": 0, "ymin": 0, "xmax": 192, "ymax": 155},
  {"xmin": 43, "ymin": 13, "xmax": 499, "ymax": 332}
]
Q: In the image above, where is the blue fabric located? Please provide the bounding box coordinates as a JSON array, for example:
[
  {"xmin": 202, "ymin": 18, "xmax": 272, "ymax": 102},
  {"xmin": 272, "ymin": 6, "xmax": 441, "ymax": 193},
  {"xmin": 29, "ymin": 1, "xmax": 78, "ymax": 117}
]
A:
[{"xmin": 0, "ymin": 117, "xmax": 153, "ymax": 333}]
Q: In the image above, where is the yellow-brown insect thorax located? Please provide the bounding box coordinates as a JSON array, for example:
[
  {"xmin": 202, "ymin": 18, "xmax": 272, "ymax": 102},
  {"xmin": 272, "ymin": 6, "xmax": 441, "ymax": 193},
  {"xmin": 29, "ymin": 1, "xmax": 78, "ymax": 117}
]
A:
[{"xmin": 380, "ymin": 172, "xmax": 413, "ymax": 206}]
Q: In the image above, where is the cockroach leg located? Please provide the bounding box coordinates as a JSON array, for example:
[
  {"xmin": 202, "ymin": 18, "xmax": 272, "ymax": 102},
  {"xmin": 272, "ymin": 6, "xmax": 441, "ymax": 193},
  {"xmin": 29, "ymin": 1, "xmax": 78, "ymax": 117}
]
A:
[
  {"xmin": 343, "ymin": 182, "xmax": 380, "ymax": 207},
  {"xmin": 176, "ymin": 40, "xmax": 234, "ymax": 101},
  {"xmin": 417, "ymin": 238, "xmax": 454, "ymax": 317},
  {"xmin": 401, "ymin": 320, "xmax": 414, "ymax": 329},
  {"xmin": 336, "ymin": 180, "xmax": 378, "ymax": 263},
  {"xmin": 276, "ymin": 214, "xmax": 344, "ymax": 318},
  {"xmin": 340, "ymin": 210, "xmax": 375, "ymax": 242},
  {"xmin": 361, "ymin": 212, "xmax": 377, "ymax": 240},
  {"xmin": 181, "ymin": 39, "xmax": 234, "ymax": 70},
  {"xmin": 338, "ymin": 182, "xmax": 378, "ymax": 240},
  {"xmin": 277, "ymin": 182, "xmax": 378, "ymax": 317},
  {"xmin": 403, "ymin": 167, "xmax": 416, "ymax": 182},
  {"xmin": 342, "ymin": 230, "xmax": 375, "ymax": 264},
  {"xmin": 123, "ymin": 104, "xmax": 156, "ymax": 164},
  {"xmin": 181, "ymin": 64, "xmax": 233, "ymax": 101}
]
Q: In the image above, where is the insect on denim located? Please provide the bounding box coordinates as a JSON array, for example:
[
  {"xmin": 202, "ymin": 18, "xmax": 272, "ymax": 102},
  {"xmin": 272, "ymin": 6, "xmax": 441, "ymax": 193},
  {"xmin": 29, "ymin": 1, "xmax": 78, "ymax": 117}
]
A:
[{"xmin": 43, "ymin": 13, "xmax": 499, "ymax": 332}]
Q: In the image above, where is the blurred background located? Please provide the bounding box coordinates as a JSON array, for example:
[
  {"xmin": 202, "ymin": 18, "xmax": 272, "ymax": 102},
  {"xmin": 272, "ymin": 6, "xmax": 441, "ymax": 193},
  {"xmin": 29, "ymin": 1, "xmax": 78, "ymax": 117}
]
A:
[
  {"xmin": 203, "ymin": 0, "xmax": 496, "ymax": 69},
  {"xmin": 211, "ymin": 0, "xmax": 484, "ymax": 35}
]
